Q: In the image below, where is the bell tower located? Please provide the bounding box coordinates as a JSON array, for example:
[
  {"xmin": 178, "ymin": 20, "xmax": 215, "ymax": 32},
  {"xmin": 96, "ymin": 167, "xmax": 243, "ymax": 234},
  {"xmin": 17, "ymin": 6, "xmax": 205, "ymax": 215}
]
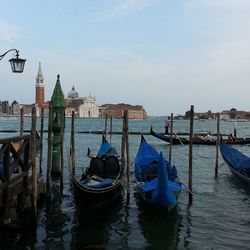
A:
[{"xmin": 36, "ymin": 62, "xmax": 45, "ymax": 107}]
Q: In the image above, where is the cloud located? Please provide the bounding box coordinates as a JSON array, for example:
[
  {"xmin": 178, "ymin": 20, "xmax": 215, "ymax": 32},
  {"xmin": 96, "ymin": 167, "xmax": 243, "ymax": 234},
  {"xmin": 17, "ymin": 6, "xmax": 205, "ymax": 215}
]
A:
[
  {"xmin": 94, "ymin": 0, "xmax": 153, "ymax": 21},
  {"xmin": 0, "ymin": 20, "xmax": 22, "ymax": 47},
  {"xmin": 194, "ymin": 0, "xmax": 250, "ymax": 9}
]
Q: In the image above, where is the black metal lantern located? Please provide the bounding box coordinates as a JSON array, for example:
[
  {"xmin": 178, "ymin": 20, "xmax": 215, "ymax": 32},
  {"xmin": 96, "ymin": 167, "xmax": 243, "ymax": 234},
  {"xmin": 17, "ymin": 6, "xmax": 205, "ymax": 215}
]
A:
[{"xmin": 0, "ymin": 49, "xmax": 26, "ymax": 73}]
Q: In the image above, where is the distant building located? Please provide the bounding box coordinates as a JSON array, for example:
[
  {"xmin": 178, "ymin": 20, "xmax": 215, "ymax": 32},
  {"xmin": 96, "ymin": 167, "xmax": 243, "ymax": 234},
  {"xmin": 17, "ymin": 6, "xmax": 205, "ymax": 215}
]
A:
[
  {"xmin": 36, "ymin": 62, "xmax": 45, "ymax": 108},
  {"xmin": 78, "ymin": 95, "xmax": 99, "ymax": 118},
  {"xmin": 65, "ymin": 86, "xmax": 99, "ymax": 118},
  {"xmin": 100, "ymin": 103, "xmax": 147, "ymax": 119}
]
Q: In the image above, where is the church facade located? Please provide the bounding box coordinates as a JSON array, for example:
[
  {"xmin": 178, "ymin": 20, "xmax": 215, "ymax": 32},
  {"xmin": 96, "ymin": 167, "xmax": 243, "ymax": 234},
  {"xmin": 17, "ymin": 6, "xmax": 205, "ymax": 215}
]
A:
[{"xmin": 64, "ymin": 86, "xmax": 99, "ymax": 118}]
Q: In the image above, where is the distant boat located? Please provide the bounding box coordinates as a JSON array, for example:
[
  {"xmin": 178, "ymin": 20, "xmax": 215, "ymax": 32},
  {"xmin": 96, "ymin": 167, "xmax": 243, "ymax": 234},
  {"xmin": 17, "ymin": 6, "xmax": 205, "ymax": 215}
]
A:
[
  {"xmin": 134, "ymin": 135, "xmax": 182, "ymax": 211},
  {"xmin": 72, "ymin": 136, "xmax": 123, "ymax": 205},
  {"xmin": 220, "ymin": 141, "xmax": 250, "ymax": 183},
  {"xmin": 150, "ymin": 126, "xmax": 250, "ymax": 145}
]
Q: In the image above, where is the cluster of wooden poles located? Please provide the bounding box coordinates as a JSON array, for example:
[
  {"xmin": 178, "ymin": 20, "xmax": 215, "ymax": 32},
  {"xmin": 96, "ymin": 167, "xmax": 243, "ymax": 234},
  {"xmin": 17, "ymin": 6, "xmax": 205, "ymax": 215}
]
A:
[{"xmin": 168, "ymin": 105, "xmax": 222, "ymax": 204}]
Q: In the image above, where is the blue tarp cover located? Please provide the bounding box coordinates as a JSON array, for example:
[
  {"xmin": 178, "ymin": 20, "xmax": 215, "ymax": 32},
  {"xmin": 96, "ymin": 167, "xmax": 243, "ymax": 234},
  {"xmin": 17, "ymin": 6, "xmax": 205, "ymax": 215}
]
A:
[
  {"xmin": 86, "ymin": 178, "xmax": 113, "ymax": 188},
  {"xmin": 140, "ymin": 178, "xmax": 182, "ymax": 192},
  {"xmin": 151, "ymin": 152, "xmax": 177, "ymax": 207},
  {"xmin": 96, "ymin": 140, "xmax": 112, "ymax": 158},
  {"xmin": 134, "ymin": 136, "xmax": 177, "ymax": 182},
  {"xmin": 220, "ymin": 143, "xmax": 250, "ymax": 171}
]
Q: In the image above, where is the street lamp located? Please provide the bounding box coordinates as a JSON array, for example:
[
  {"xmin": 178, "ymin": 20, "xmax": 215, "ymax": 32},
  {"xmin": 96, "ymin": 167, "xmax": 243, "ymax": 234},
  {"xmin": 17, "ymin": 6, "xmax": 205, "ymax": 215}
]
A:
[{"xmin": 0, "ymin": 49, "xmax": 26, "ymax": 73}]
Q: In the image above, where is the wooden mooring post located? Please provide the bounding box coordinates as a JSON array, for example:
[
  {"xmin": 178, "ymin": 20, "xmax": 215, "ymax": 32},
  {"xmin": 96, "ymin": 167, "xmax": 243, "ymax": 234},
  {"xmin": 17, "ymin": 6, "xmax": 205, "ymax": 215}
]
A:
[
  {"xmin": 20, "ymin": 107, "xmax": 24, "ymax": 136},
  {"xmin": 46, "ymin": 103, "xmax": 53, "ymax": 199},
  {"xmin": 188, "ymin": 105, "xmax": 194, "ymax": 204},
  {"xmin": 39, "ymin": 107, "xmax": 44, "ymax": 175},
  {"xmin": 71, "ymin": 111, "xmax": 76, "ymax": 175},
  {"xmin": 169, "ymin": 113, "xmax": 174, "ymax": 163},
  {"xmin": 104, "ymin": 114, "xmax": 108, "ymax": 137},
  {"xmin": 110, "ymin": 115, "xmax": 113, "ymax": 144},
  {"xmin": 215, "ymin": 113, "xmax": 220, "ymax": 177},
  {"xmin": 31, "ymin": 106, "xmax": 37, "ymax": 219},
  {"xmin": 121, "ymin": 110, "xmax": 130, "ymax": 200}
]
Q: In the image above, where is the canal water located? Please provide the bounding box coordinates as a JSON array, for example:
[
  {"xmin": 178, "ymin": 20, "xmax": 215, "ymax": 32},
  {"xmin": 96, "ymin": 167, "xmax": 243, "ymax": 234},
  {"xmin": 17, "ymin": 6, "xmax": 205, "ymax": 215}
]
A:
[{"xmin": 0, "ymin": 117, "xmax": 249, "ymax": 250}]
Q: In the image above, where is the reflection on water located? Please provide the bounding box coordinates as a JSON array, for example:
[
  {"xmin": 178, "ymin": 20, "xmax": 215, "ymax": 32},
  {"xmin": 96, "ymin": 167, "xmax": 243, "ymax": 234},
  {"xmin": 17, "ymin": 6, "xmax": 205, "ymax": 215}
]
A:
[
  {"xmin": 136, "ymin": 193, "xmax": 181, "ymax": 250},
  {"xmin": 72, "ymin": 194, "xmax": 123, "ymax": 249},
  {"xmin": 0, "ymin": 118, "xmax": 250, "ymax": 249}
]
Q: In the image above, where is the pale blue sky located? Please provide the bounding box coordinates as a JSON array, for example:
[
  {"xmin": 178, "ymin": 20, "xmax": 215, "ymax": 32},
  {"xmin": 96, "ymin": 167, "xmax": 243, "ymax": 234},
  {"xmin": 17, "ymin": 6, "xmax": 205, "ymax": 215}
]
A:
[{"xmin": 1, "ymin": 0, "xmax": 250, "ymax": 116}]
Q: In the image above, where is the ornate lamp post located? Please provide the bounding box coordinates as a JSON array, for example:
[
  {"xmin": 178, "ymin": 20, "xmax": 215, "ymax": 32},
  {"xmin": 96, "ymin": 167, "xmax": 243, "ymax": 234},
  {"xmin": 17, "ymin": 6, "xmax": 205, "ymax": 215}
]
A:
[{"xmin": 0, "ymin": 49, "xmax": 26, "ymax": 73}]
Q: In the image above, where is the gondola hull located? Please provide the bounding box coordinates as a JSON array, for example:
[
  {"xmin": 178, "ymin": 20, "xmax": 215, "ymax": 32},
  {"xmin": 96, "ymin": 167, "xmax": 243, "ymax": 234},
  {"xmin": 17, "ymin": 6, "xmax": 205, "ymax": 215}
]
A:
[
  {"xmin": 71, "ymin": 136, "xmax": 123, "ymax": 206},
  {"xmin": 134, "ymin": 135, "xmax": 182, "ymax": 210},
  {"xmin": 72, "ymin": 175, "xmax": 123, "ymax": 204},
  {"xmin": 220, "ymin": 142, "xmax": 250, "ymax": 183},
  {"xmin": 150, "ymin": 127, "xmax": 250, "ymax": 145}
]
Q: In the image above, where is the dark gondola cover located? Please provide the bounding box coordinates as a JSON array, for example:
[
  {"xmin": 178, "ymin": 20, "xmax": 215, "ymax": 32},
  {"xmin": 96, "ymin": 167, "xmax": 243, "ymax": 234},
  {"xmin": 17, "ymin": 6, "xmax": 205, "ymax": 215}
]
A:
[
  {"xmin": 72, "ymin": 136, "xmax": 123, "ymax": 205},
  {"xmin": 220, "ymin": 142, "xmax": 250, "ymax": 183},
  {"xmin": 150, "ymin": 126, "xmax": 250, "ymax": 145},
  {"xmin": 134, "ymin": 135, "xmax": 182, "ymax": 211}
]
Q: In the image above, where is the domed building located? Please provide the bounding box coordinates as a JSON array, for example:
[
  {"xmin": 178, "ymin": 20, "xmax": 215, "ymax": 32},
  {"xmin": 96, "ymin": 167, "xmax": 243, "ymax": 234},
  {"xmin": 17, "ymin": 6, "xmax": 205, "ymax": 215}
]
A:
[{"xmin": 65, "ymin": 86, "xmax": 99, "ymax": 118}]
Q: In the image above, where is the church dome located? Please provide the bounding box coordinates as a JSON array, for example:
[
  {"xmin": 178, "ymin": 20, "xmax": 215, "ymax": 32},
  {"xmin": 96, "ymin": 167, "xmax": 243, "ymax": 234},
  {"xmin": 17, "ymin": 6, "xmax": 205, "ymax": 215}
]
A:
[{"xmin": 68, "ymin": 86, "xmax": 79, "ymax": 99}]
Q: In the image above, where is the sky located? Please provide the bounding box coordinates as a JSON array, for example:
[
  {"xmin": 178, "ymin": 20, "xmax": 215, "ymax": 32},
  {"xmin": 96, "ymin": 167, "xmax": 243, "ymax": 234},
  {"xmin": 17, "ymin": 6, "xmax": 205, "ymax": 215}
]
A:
[{"xmin": 1, "ymin": 0, "xmax": 250, "ymax": 116}]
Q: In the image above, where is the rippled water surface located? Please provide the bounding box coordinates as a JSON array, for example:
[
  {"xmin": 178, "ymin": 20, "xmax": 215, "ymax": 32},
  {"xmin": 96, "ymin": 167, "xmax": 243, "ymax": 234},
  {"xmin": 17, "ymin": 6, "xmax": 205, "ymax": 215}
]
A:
[{"xmin": 0, "ymin": 117, "xmax": 250, "ymax": 250}]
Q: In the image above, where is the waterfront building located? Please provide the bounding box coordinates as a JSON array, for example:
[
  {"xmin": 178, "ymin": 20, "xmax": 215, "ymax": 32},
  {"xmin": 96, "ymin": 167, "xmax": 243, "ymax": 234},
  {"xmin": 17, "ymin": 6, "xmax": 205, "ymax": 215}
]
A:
[{"xmin": 99, "ymin": 103, "xmax": 147, "ymax": 119}]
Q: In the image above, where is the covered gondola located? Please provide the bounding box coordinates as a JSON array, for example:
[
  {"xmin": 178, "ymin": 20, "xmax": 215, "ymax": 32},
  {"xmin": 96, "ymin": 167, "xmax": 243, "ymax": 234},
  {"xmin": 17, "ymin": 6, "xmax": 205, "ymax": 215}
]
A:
[
  {"xmin": 72, "ymin": 136, "xmax": 123, "ymax": 205},
  {"xmin": 134, "ymin": 135, "xmax": 182, "ymax": 211},
  {"xmin": 220, "ymin": 141, "xmax": 250, "ymax": 183},
  {"xmin": 150, "ymin": 126, "xmax": 250, "ymax": 145}
]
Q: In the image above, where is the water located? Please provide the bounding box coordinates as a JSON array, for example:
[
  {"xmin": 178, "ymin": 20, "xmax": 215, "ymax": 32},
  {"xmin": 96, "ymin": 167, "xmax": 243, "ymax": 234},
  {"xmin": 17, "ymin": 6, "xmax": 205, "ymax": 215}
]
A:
[{"xmin": 0, "ymin": 117, "xmax": 250, "ymax": 249}]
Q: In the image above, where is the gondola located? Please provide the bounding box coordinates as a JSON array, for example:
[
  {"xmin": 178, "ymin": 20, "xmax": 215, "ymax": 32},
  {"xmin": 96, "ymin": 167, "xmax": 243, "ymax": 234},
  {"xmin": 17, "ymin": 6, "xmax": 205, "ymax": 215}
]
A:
[
  {"xmin": 150, "ymin": 126, "xmax": 250, "ymax": 145},
  {"xmin": 220, "ymin": 141, "xmax": 250, "ymax": 183},
  {"xmin": 134, "ymin": 135, "xmax": 182, "ymax": 211},
  {"xmin": 72, "ymin": 136, "xmax": 123, "ymax": 205}
]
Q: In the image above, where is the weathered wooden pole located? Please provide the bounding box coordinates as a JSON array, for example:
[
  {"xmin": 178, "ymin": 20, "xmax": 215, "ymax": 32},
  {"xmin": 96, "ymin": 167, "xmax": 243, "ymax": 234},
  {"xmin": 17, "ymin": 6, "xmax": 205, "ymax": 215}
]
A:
[
  {"xmin": 124, "ymin": 110, "xmax": 130, "ymax": 197},
  {"xmin": 31, "ymin": 106, "xmax": 37, "ymax": 219},
  {"xmin": 104, "ymin": 113, "xmax": 108, "ymax": 137},
  {"xmin": 215, "ymin": 112, "xmax": 220, "ymax": 177},
  {"xmin": 39, "ymin": 107, "xmax": 44, "ymax": 175},
  {"xmin": 20, "ymin": 107, "xmax": 24, "ymax": 136},
  {"xmin": 110, "ymin": 115, "xmax": 113, "ymax": 143},
  {"xmin": 3, "ymin": 143, "xmax": 12, "ymax": 221},
  {"xmin": 188, "ymin": 105, "xmax": 194, "ymax": 204},
  {"xmin": 46, "ymin": 103, "xmax": 53, "ymax": 199},
  {"xmin": 71, "ymin": 111, "xmax": 76, "ymax": 175},
  {"xmin": 51, "ymin": 75, "xmax": 65, "ymax": 175},
  {"xmin": 169, "ymin": 113, "xmax": 174, "ymax": 163},
  {"xmin": 121, "ymin": 111, "xmax": 126, "ymax": 186}
]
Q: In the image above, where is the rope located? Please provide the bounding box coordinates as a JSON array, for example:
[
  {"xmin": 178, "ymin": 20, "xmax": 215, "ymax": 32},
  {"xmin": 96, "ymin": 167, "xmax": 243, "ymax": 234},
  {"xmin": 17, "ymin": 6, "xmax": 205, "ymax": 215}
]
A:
[{"xmin": 180, "ymin": 181, "xmax": 194, "ymax": 195}]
